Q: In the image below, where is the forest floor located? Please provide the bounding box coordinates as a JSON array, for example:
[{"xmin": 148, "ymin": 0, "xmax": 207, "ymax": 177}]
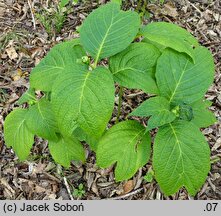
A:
[{"xmin": 0, "ymin": 0, "xmax": 220, "ymax": 200}]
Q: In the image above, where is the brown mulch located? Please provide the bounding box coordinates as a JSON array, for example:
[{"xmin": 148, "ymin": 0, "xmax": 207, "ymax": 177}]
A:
[{"xmin": 0, "ymin": 0, "xmax": 220, "ymax": 200}]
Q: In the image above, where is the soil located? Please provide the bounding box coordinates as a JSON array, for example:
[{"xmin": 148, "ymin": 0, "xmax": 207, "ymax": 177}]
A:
[{"xmin": 0, "ymin": 0, "xmax": 220, "ymax": 200}]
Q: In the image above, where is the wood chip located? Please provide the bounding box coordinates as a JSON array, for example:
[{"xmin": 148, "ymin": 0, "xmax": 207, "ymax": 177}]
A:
[
  {"xmin": 212, "ymin": 138, "xmax": 221, "ymax": 151},
  {"xmin": 6, "ymin": 46, "xmax": 18, "ymax": 60}
]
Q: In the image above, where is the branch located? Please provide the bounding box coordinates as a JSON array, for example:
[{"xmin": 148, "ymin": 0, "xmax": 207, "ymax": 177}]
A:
[
  {"xmin": 27, "ymin": 0, "xmax": 36, "ymax": 30},
  {"xmin": 104, "ymin": 188, "xmax": 144, "ymax": 200}
]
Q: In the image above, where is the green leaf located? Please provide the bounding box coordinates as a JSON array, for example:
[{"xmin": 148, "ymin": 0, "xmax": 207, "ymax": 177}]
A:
[
  {"xmin": 143, "ymin": 168, "xmax": 154, "ymax": 183},
  {"xmin": 191, "ymin": 100, "xmax": 216, "ymax": 128},
  {"xmin": 97, "ymin": 120, "xmax": 151, "ymax": 181},
  {"xmin": 30, "ymin": 39, "xmax": 86, "ymax": 91},
  {"xmin": 109, "ymin": 42, "xmax": 160, "ymax": 94},
  {"xmin": 130, "ymin": 96, "xmax": 176, "ymax": 130},
  {"xmin": 49, "ymin": 136, "xmax": 85, "ymax": 167},
  {"xmin": 52, "ymin": 66, "xmax": 115, "ymax": 139},
  {"xmin": 142, "ymin": 38, "xmax": 165, "ymax": 52},
  {"xmin": 80, "ymin": 3, "xmax": 140, "ymax": 64},
  {"xmin": 26, "ymin": 98, "xmax": 59, "ymax": 141},
  {"xmin": 176, "ymin": 103, "xmax": 194, "ymax": 121},
  {"xmin": 141, "ymin": 22, "xmax": 198, "ymax": 60},
  {"xmin": 59, "ymin": 0, "xmax": 69, "ymax": 8},
  {"xmin": 73, "ymin": 127, "xmax": 100, "ymax": 151},
  {"xmin": 3, "ymin": 109, "xmax": 34, "ymax": 160},
  {"xmin": 156, "ymin": 47, "xmax": 215, "ymax": 104},
  {"xmin": 17, "ymin": 88, "xmax": 36, "ymax": 105},
  {"xmin": 153, "ymin": 121, "xmax": 210, "ymax": 196}
]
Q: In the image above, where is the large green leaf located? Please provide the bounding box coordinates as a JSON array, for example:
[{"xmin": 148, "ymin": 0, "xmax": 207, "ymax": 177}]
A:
[
  {"xmin": 130, "ymin": 96, "xmax": 176, "ymax": 130},
  {"xmin": 80, "ymin": 3, "xmax": 140, "ymax": 63},
  {"xmin": 156, "ymin": 47, "xmax": 215, "ymax": 104},
  {"xmin": 52, "ymin": 66, "xmax": 115, "ymax": 139},
  {"xmin": 142, "ymin": 38, "xmax": 165, "ymax": 52},
  {"xmin": 109, "ymin": 42, "xmax": 160, "ymax": 94},
  {"xmin": 153, "ymin": 121, "xmax": 210, "ymax": 196},
  {"xmin": 191, "ymin": 100, "xmax": 216, "ymax": 128},
  {"xmin": 4, "ymin": 109, "xmax": 34, "ymax": 160},
  {"xmin": 49, "ymin": 136, "xmax": 85, "ymax": 167},
  {"xmin": 30, "ymin": 39, "xmax": 86, "ymax": 91},
  {"xmin": 97, "ymin": 120, "xmax": 151, "ymax": 181},
  {"xmin": 26, "ymin": 98, "xmax": 59, "ymax": 141},
  {"xmin": 141, "ymin": 22, "xmax": 198, "ymax": 60}
]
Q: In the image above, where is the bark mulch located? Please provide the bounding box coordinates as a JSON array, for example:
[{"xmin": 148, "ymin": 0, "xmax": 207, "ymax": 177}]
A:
[{"xmin": 0, "ymin": 0, "xmax": 220, "ymax": 200}]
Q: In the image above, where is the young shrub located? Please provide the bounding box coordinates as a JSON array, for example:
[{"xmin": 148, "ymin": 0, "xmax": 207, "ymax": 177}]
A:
[{"xmin": 3, "ymin": 2, "xmax": 216, "ymax": 197}]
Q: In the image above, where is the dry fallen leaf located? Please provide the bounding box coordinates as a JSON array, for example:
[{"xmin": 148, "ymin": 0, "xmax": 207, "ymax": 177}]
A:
[
  {"xmin": 163, "ymin": 2, "xmax": 178, "ymax": 18},
  {"xmin": 32, "ymin": 184, "xmax": 47, "ymax": 194},
  {"xmin": 122, "ymin": 180, "xmax": 134, "ymax": 195},
  {"xmin": 32, "ymin": 163, "xmax": 47, "ymax": 175}
]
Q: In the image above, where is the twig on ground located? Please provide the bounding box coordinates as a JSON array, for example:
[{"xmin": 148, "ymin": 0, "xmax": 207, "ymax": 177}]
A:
[
  {"xmin": 104, "ymin": 188, "xmax": 144, "ymax": 200},
  {"xmin": 188, "ymin": 0, "xmax": 203, "ymax": 17},
  {"xmin": 116, "ymin": 86, "xmax": 123, "ymax": 123},
  {"xmin": 27, "ymin": 0, "xmax": 36, "ymax": 30},
  {"xmin": 126, "ymin": 91, "xmax": 145, "ymax": 99},
  {"xmin": 63, "ymin": 176, "xmax": 74, "ymax": 200},
  {"xmin": 207, "ymin": 178, "xmax": 216, "ymax": 192}
]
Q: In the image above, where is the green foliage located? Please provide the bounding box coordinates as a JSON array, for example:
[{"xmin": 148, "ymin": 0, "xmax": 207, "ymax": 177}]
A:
[
  {"xmin": 73, "ymin": 183, "xmax": 85, "ymax": 198},
  {"xmin": 35, "ymin": 12, "xmax": 52, "ymax": 35},
  {"xmin": 59, "ymin": 0, "xmax": 70, "ymax": 8},
  {"xmin": 109, "ymin": 43, "xmax": 160, "ymax": 94},
  {"xmin": 190, "ymin": 100, "xmax": 217, "ymax": 128},
  {"xmin": 26, "ymin": 98, "xmax": 59, "ymax": 141},
  {"xmin": 80, "ymin": 2, "xmax": 140, "ymax": 65},
  {"xmin": 135, "ymin": 0, "xmax": 165, "ymax": 20},
  {"xmin": 156, "ymin": 47, "xmax": 214, "ymax": 104},
  {"xmin": 140, "ymin": 22, "xmax": 199, "ymax": 61},
  {"xmin": 3, "ymin": 2, "xmax": 216, "ymax": 196},
  {"xmin": 149, "ymin": 0, "xmax": 165, "ymax": 4},
  {"xmin": 51, "ymin": 67, "xmax": 115, "ymax": 140},
  {"xmin": 97, "ymin": 120, "xmax": 151, "ymax": 181},
  {"xmin": 49, "ymin": 135, "xmax": 85, "ymax": 167},
  {"xmin": 36, "ymin": 0, "xmax": 72, "ymax": 35},
  {"xmin": 143, "ymin": 168, "xmax": 154, "ymax": 183},
  {"xmin": 17, "ymin": 88, "xmax": 36, "ymax": 105},
  {"xmin": 0, "ymin": 31, "xmax": 22, "ymax": 52},
  {"xmin": 153, "ymin": 121, "xmax": 210, "ymax": 196},
  {"xmin": 111, "ymin": 0, "xmax": 122, "ymax": 5},
  {"xmin": 130, "ymin": 96, "xmax": 176, "ymax": 131},
  {"xmin": 4, "ymin": 109, "xmax": 34, "ymax": 161},
  {"xmin": 177, "ymin": 103, "xmax": 194, "ymax": 121},
  {"xmin": 30, "ymin": 39, "xmax": 86, "ymax": 91}
]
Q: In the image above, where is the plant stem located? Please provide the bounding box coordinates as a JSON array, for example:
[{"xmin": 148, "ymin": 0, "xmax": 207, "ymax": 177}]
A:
[
  {"xmin": 116, "ymin": 86, "xmax": 123, "ymax": 123},
  {"xmin": 93, "ymin": 55, "xmax": 100, "ymax": 68},
  {"xmin": 136, "ymin": 0, "xmax": 142, "ymax": 12}
]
